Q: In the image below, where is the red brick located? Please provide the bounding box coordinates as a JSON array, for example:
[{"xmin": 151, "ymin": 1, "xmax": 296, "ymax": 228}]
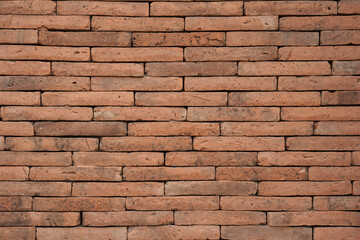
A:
[
  {"xmin": 0, "ymin": 15, "xmax": 90, "ymax": 30},
  {"xmin": 0, "ymin": 182, "xmax": 71, "ymax": 196},
  {"xmin": 1, "ymin": 107, "xmax": 93, "ymax": 121},
  {"xmin": 0, "ymin": 76, "xmax": 90, "ymax": 91},
  {"xmin": 281, "ymin": 107, "xmax": 360, "ymax": 121},
  {"xmin": 73, "ymin": 182, "xmax": 163, "ymax": 196},
  {"xmin": 258, "ymin": 181, "xmax": 352, "ymax": 196},
  {"xmin": 222, "ymin": 226, "xmax": 312, "ymax": 240},
  {"xmin": 175, "ymin": 211, "xmax": 265, "ymax": 225},
  {"xmin": 165, "ymin": 181, "xmax": 257, "ymax": 196},
  {"xmin": 133, "ymin": 32, "xmax": 225, "ymax": 46},
  {"xmin": 222, "ymin": 122, "xmax": 313, "ymax": 136},
  {"xmin": 101, "ymin": 137, "xmax": 192, "ymax": 151},
  {"xmin": 52, "ymin": 62, "xmax": 144, "ymax": 77},
  {"xmin": 188, "ymin": 107, "xmax": 280, "ymax": 121},
  {"xmin": 221, "ymin": 196, "xmax": 312, "ymax": 211},
  {"xmin": 0, "ymin": 167, "xmax": 29, "ymax": 180},
  {"xmin": 126, "ymin": 196, "xmax": 219, "ymax": 210},
  {"xmin": 0, "ymin": 197, "xmax": 32, "ymax": 211},
  {"xmin": 354, "ymin": 152, "xmax": 360, "ymax": 165},
  {"xmin": 0, "ymin": 91, "xmax": 39, "ymax": 106},
  {"xmin": 287, "ymin": 137, "xmax": 360, "ymax": 151},
  {"xmin": 322, "ymin": 91, "xmax": 360, "ymax": 105},
  {"xmin": 310, "ymin": 167, "xmax": 360, "ymax": 181},
  {"xmin": 83, "ymin": 211, "xmax": 173, "ymax": 226},
  {"xmin": 333, "ymin": 61, "xmax": 360, "ymax": 75},
  {"xmin": 280, "ymin": 16, "xmax": 360, "ymax": 30},
  {"xmin": 185, "ymin": 16, "xmax": 278, "ymax": 31},
  {"xmin": 321, "ymin": 30, "xmax": 360, "ymax": 45},
  {"xmin": 129, "ymin": 226, "xmax": 219, "ymax": 240},
  {"xmin": 58, "ymin": 1, "xmax": 148, "ymax": 16},
  {"xmin": 314, "ymin": 227, "xmax": 360, "ymax": 240},
  {"xmin": 0, "ymin": 212, "xmax": 80, "ymax": 227},
  {"xmin": 268, "ymin": 211, "xmax": 360, "ymax": 226},
  {"xmin": 258, "ymin": 152, "xmax": 351, "ymax": 166},
  {"xmin": 146, "ymin": 62, "xmax": 237, "ymax": 76},
  {"xmin": 245, "ymin": 1, "xmax": 336, "ymax": 15},
  {"xmin": 0, "ymin": 1, "xmax": 55, "ymax": 14},
  {"xmin": 314, "ymin": 196, "xmax": 360, "ymax": 210},
  {"xmin": 0, "ymin": 30, "xmax": 37, "ymax": 44},
  {"xmin": 33, "ymin": 197, "xmax": 125, "ymax": 212},
  {"xmin": 151, "ymin": 2, "xmax": 243, "ymax": 16},
  {"xmin": 135, "ymin": 92, "xmax": 227, "ymax": 106},
  {"xmin": 92, "ymin": 17, "xmax": 184, "ymax": 31},
  {"xmin": 35, "ymin": 122, "xmax": 126, "ymax": 136},
  {"xmin": 354, "ymin": 181, "xmax": 360, "ymax": 195},
  {"xmin": 315, "ymin": 121, "xmax": 360, "ymax": 135},
  {"xmin": 193, "ymin": 137, "xmax": 285, "ymax": 151},
  {"xmin": 0, "ymin": 61, "xmax": 50, "ymax": 76},
  {"xmin": 0, "ymin": 138, "xmax": 3, "ymax": 150},
  {"xmin": 37, "ymin": 227, "xmax": 127, "ymax": 240},
  {"xmin": 94, "ymin": 107, "xmax": 186, "ymax": 121},
  {"xmin": 0, "ymin": 227, "xmax": 35, "ymax": 240},
  {"xmin": 238, "ymin": 61, "xmax": 331, "ymax": 76},
  {"xmin": 338, "ymin": 0, "xmax": 360, "ymax": 14},
  {"xmin": 0, "ymin": 152, "xmax": 72, "ymax": 166},
  {"xmin": 5, "ymin": 137, "xmax": 98, "ymax": 152},
  {"xmin": 73, "ymin": 152, "xmax": 163, "ymax": 166},
  {"xmin": 0, "ymin": 122, "xmax": 33, "ymax": 136},
  {"xmin": 124, "ymin": 167, "xmax": 214, "ymax": 181}
]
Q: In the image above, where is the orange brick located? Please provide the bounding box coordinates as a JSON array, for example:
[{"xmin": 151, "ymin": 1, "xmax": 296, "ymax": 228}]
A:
[
  {"xmin": 0, "ymin": 122, "xmax": 33, "ymax": 136},
  {"xmin": 94, "ymin": 107, "xmax": 186, "ymax": 121},
  {"xmin": 222, "ymin": 122, "xmax": 313, "ymax": 136},
  {"xmin": 0, "ymin": 167, "xmax": 29, "ymax": 180},
  {"xmin": 133, "ymin": 32, "xmax": 225, "ymax": 46},
  {"xmin": 0, "ymin": 197, "xmax": 32, "ymax": 211},
  {"xmin": 5, "ymin": 137, "xmax": 98, "ymax": 152},
  {"xmin": 193, "ymin": 137, "xmax": 285, "ymax": 151},
  {"xmin": 0, "ymin": 182, "xmax": 71, "ymax": 196},
  {"xmin": 37, "ymin": 227, "xmax": 127, "ymax": 240},
  {"xmin": 245, "ymin": 1, "xmax": 336, "ymax": 15},
  {"xmin": 315, "ymin": 121, "xmax": 360, "ymax": 135},
  {"xmin": 238, "ymin": 61, "xmax": 331, "ymax": 76},
  {"xmin": 185, "ymin": 47, "xmax": 277, "ymax": 61},
  {"xmin": 73, "ymin": 182, "xmax": 164, "ymax": 196},
  {"xmin": 92, "ymin": 47, "xmax": 183, "ymax": 62},
  {"xmin": 309, "ymin": 167, "xmax": 360, "ymax": 181},
  {"xmin": 0, "ymin": 1, "xmax": 55, "ymax": 14},
  {"xmin": 135, "ymin": 92, "xmax": 227, "ymax": 106},
  {"xmin": 73, "ymin": 152, "xmax": 163, "ymax": 166},
  {"xmin": 0, "ymin": 228, "xmax": 35, "ymax": 239},
  {"xmin": 123, "ymin": 167, "xmax": 214, "ymax": 181},
  {"xmin": 165, "ymin": 152, "xmax": 257, "ymax": 166},
  {"xmin": 185, "ymin": 16, "xmax": 278, "ymax": 31},
  {"xmin": 229, "ymin": 92, "xmax": 320, "ymax": 106},
  {"xmin": 258, "ymin": 152, "xmax": 351, "ymax": 166},
  {"xmin": 165, "ymin": 181, "xmax": 257, "ymax": 196},
  {"xmin": 126, "ymin": 196, "xmax": 219, "ymax": 210},
  {"xmin": 333, "ymin": 61, "xmax": 360, "ymax": 75},
  {"xmin": 175, "ymin": 211, "xmax": 265, "ymax": 225},
  {"xmin": 52, "ymin": 62, "xmax": 144, "ymax": 77},
  {"xmin": 221, "ymin": 196, "xmax": 312, "ymax": 211},
  {"xmin": 0, "ymin": 152, "xmax": 72, "ymax": 166},
  {"xmin": 321, "ymin": 30, "xmax": 360, "ymax": 45},
  {"xmin": 354, "ymin": 181, "xmax": 360, "ymax": 195},
  {"xmin": 58, "ymin": 1, "xmax": 148, "ymax": 16},
  {"xmin": 188, "ymin": 107, "xmax": 280, "ymax": 121},
  {"xmin": 0, "ymin": 30, "xmax": 37, "ymax": 44},
  {"xmin": 322, "ymin": 91, "xmax": 360, "ymax": 105},
  {"xmin": 281, "ymin": 107, "xmax": 360, "ymax": 121},
  {"xmin": 280, "ymin": 16, "xmax": 360, "ymax": 30},
  {"xmin": 33, "ymin": 197, "xmax": 125, "ymax": 211},
  {"xmin": 258, "ymin": 181, "xmax": 352, "ymax": 196},
  {"xmin": 0, "ymin": 91, "xmax": 40, "ymax": 106},
  {"xmin": 83, "ymin": 211, "xmax": 173, "ymax": 226},
  {"xmin": 314, "ymin": 227, "xmax": 360, "ymax": 240},
  {"xmin": 146, "ymin": 62, "xmax": 237, "ymax": 76},
  {"xmin": 1, "ymin": 106, "xmax": 93, "ymax": 121},
  {"xmin": 0, "ymin": 137, "xmax": 3, "ymax": 150},
  {"xmin": 287, "ymin": 137, "xmax": 360, "ymax": 151},
  {"xmin": 0, "ymin": 61, "xmax": 50, "ymax": 76},
  {"xmin": 151, "ymin": 2, "xmax": 243, "ymax": 16},
  {"xmin": 338, "ymin": 0, "xmax": 360, "ymax": 14},
  {"xmin": 353, "ymin": 152, "xmax": 360, "ymax": 165},
  {"xmin": 100, "ymin": 137, "xmax": 192, "ymax": 151},
  {"xmin": 314, "ymin": 196, "xmax": 360, "ymax": 210},
  {"xmin": 92, "ymin": 17, "xmax": 184, "ymax": 31}
]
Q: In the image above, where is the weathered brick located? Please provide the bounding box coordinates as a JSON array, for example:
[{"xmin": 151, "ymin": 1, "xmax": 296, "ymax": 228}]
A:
[
  {"xmin": 0, "ymin": 1, "xmax": 55, "ymax": 14},
  {"xmin": 0, "ymin": 91, "xmax": 40, "ymax": 106},
  {"xmin": 73, "ymin": 182, "xmax": 164, "ymax": 197},
  {"xmin": 314, "ymin": 227, "xmax": 360, "ymax": 240},
  {"xmin": 338, "ymin": 0, "xmax": 360, "ymax": 14},
  {"xmin": 0, "ymin": 30, "xmax": 37, "ymax": 44},
  {"xmin": 309, "ymin": 167, "xmax": 360, "ymax": 181},
  {"xmin": 151, "ymin": 2, "xmax": 243, "ymax": 16},
  {"xmin": 314, "ymin": 196, "xmax": 360, "ymax": 210},
  {"xmin": 280, "ymin": 16, "xmax": 360, "ymax": 30},
  {"xmin": 52, "ymin": 62, "xmax": 144, "ymax": 77},
  {"xmin": 315, "ymin": 121, "xmax": 360, "ymax": 135},
  {"xmin": 101, "ymin": 137, "xmax": 192, "ymax": 152},
  {"xmin": 135, "ymin": 92, "xmax": 227, "ymax": 106},
  {"xmin": 354, "ymin": 181, "xmax": 360, "ymax": 195},
  {"xmin": 0, "ymin": 122, "xmax": 33, "ymax": 136},
  {"xmin": 126, "ymin": 196, "xmax": 219, "ymax": 210},
  {"xmin": 321, "ymin": 30, "xmax": 360, "ymax": 45},
  {"xmin": 0, "ymin": 182, "xmax": 71, "ymax": 196},
  {"xmin": 188, "ymin": 107, "xmax": 280, "ymax": 121},
  {"xmin": 0, "ymin": 152, "xmax": 72, "ymax": 166},
  {"xmin": 0, "ymin": 167, "xmax": 29, "ymax": 180},
  {"xmin": 73, "ymin": 152, "xmax": 164, "ymax": 166},
  {"xmin": 0, "ymin": 138, "xmax": 4, "ymax": 150},
  {"xmin": 83, "ymin": 211, "xmax": 173, "ymax": 226},
  {"xmin": 0, "ymin": 61, "xmax": 50, "ymax": 76},
  {"xmin": 185, "ymin": 16, "xmax": 278, "ymax": 31},
  {"xmin": 238, "ymin": 61, "xmax": 331, "ymax": 76},
  {"xmin": 0, "ymin": 227, "xmax": 35, "ymax": 240},
  {"xmin": 33, "ymin": 197, "xmax": 125, "ymax": 212},
  {"xmin": 221, "ymin": 196, "xmax": 312, "ymax": 211},
  {"xmin": 5, "ymin": 137, "xmax": 99, "ymax": 152},
  {"xmin": 165, "ymin": 152, "xmax": 257, "ymax": 166},
  {"xmin": 258, "ymin": 181, "xmax": 352, "ymax": 196},
  {"xmin": 165, "ymin": 181, "xmax": 257, "ymax": 196},
  {"xmin": 0, "ymin": 197, "xmax": 32, "ymax": 211},
  {"xmin": 287, "ymin": 137, "xmax": 360, "ymax": 151},
  {"xmin": 333, "ymin": 61, "xmax": 360, "ymax": 75},
  {"xmin": 281, "ymin": 107, "xmax": 360, "ymax": 121},
  {"xmin": 92, "ymin": 17, "xmax": 184, "ymax": 31},
  {"xmin": 322, "ymin": 91, "xmax": 360, "ymax": 105},
  {"xmin": 37, "ymin": 227, "xmax": 127, "ymax": 240}
]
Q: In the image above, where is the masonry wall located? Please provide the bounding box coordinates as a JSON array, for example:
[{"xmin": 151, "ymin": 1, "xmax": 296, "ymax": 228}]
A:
[{"xmin": 0, "ymin": 0, "xmax": 360, "ymax": 239}]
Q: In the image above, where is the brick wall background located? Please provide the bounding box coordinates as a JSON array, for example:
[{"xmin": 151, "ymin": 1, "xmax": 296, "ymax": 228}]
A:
[{"xmin": 0, "ymin": 0, "xmax": 360, "ymax": 239}]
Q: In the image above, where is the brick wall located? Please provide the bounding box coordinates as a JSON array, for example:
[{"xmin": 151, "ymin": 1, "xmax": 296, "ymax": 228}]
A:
[{"xmin": 0, "ymin": 0, "xmax": 360, "ymax": 239}]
